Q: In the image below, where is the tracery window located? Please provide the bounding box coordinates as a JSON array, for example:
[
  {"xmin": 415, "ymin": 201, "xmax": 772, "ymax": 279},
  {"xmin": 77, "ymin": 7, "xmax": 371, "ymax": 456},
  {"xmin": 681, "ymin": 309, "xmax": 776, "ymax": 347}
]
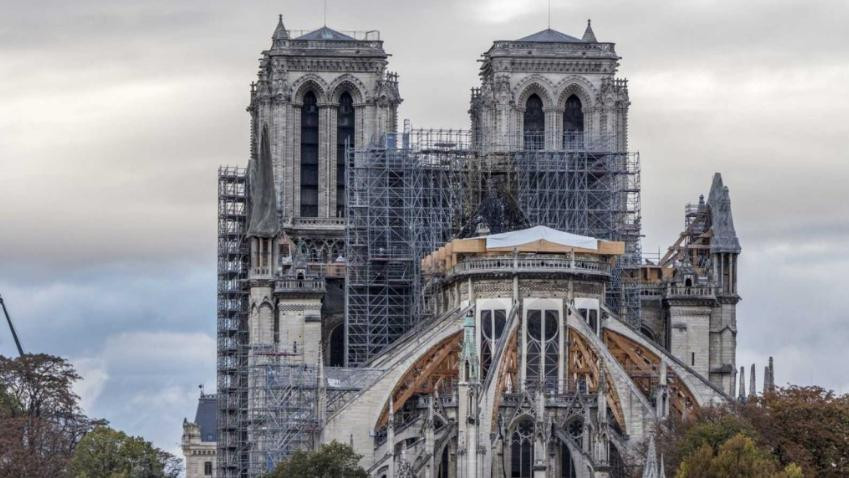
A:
[
  {"xmin": 336, "ymin": 92, "xmax": 354, "ymax": 218},
  {"xmin": 480, "ymin": 309, "xmax": 506, "ymax": 380},
  {"xmin": 300, "ymin": 91, "xmax": 319, "ymax": 217},
  {"xmin": 563, "ymin": 94, "xmax": 584, "ymax": 149},
  {"xmin": 526, "ymin": 309, "xmax": 559, "ymax": 392},
  {"xmin": 510, "ymin": 419, "xmax": 534, "ymax": 478},
  {"xmin": 523, "ymin": 94, "xmax": 544, "ymax": 150}
]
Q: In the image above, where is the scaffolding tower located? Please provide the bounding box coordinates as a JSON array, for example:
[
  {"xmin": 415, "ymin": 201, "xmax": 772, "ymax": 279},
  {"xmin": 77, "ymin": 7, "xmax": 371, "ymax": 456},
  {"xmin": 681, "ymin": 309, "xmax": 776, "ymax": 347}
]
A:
[
  {"xmin": 216, "ymin": 167, "xmax": 250, "ymax": 477},
  {"xmin": 247, "ymin": 347, "xmax": 318, "ymax": 476},
  {"xmin": 345, "ymin": 129, "xmax": 471, "ymax": 366}
]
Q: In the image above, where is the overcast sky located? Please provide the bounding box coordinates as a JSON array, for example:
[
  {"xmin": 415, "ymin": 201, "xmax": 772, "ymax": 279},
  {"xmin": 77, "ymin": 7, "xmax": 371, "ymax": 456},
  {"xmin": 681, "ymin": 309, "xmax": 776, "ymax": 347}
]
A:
[{"xmin": 1, "ymin": 0, "xmax": 848, "ymax": 460}]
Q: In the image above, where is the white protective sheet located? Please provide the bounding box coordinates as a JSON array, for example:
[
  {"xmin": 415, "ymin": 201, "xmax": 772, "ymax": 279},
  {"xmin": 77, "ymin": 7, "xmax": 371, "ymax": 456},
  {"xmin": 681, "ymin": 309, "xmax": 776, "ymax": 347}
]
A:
[{"xmin": 484, "ymin": 225, "xmax": 598, "ymax": 250}]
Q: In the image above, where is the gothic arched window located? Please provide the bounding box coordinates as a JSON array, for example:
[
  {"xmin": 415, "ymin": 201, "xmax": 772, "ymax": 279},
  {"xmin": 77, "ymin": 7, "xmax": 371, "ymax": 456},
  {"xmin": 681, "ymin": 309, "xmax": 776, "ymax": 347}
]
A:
[
  {"xmin": 560, "ymin": 442, "xmax": 577, "ymax": 478},
  {"xmin": 510, "ymin": 419, "xmax": 534, "ymax": 478},
  {"xmin": 523, "ymin": 94, "xmax": 544, "ymax": 150},
  {"xmin": 300, "ymin": 91, "xmax": 319, "ymax": 217},
  {"xmin": 563, "ymin": 94, "xmax": 584, "ymax": 149},
  {"xmin": 336, "ymin": 92, "xmax": 355, "ymax": 218},
  {"xmin": 526, "ymin": 309, "xmax": 559, "ymax": 392},
  {"xmin": 328, "ymin": 324, "xmax": 345, "ymax": 367}
]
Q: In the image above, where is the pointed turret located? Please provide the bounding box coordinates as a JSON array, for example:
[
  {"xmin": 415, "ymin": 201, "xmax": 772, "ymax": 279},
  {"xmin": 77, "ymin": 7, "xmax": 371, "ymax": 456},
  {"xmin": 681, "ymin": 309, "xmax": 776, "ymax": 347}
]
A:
[
  {"xmin": 272, "ymin": 14, "xmax": 288, "ymax": 42},
  {"xmin": 738, "ymin": 366, "xmax": 746, "ymax": 401},
  {"xmin": 582, "ymin": 19, "xmax": 597, "ymax": 42},
  {"xmin": 749, "ymin": 363, "xmax": 756, "ymax": 398},
  {"xmin": 246, "ymin": 130, "xmax": 279, "ymax": 237},
  {"xmin": 707, "ymin": 173, "xmax": 741, "ymax": 253}
]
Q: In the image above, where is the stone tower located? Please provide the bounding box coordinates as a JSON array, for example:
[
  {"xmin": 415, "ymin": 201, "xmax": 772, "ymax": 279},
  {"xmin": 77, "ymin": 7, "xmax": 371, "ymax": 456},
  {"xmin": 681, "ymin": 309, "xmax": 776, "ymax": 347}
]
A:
[
  {"xmin": 245, "ymin": 16, "xmax": 402, "ymax": 368},
  {"xmin": 238, "ymin": 17, "xmax": 402, "ymax": 476},
  {"xmin": 470, "ymin": 20, "xmax": 629, "ymax": 153}
]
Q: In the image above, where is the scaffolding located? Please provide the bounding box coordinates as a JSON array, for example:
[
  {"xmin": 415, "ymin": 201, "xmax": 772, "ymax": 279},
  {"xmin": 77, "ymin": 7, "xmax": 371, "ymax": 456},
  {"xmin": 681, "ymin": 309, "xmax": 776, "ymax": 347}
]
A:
[
  {"xmin": 247, "ymin": 347, "xmax": 318, "ymax": 476},
  {"xmin": 345, "ymin": 128, "xmax": 471, "ymax": 366},
  {"xmin": 345, "ymin": 128, "xmax": 642, "ymax": 366},
  {"xmin": 216, "ymin": 166, "xmax": 250, "ymax": 477}
]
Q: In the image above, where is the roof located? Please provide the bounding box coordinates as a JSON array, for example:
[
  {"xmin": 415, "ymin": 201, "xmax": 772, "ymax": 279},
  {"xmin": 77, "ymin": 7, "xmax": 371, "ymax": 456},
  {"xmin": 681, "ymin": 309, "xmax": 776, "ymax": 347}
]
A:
[
  {"xmin": 484, "ymin": 225, "xmax": 598, "ymax": 250},
  {"xmin": 296, "ymin": 26, "xmax": 356, "ymax": 41},
  {"xmin": 517, "ymin": 28, "xmax": 584, "ymax": 43},
  {"xmin": 194, "ymin": 394, "xmax": 218, "ymax": 442},
  {"xmin": 706, "ymin": 173, "xmax": 741, "ymax": 253}
]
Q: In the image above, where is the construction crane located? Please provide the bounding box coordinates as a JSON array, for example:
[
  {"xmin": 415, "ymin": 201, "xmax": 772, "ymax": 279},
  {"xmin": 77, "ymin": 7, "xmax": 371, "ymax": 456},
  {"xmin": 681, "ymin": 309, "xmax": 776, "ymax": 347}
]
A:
[{"xmin": 0, "ymin": 293, "xmax": 25, "ymax": 357}]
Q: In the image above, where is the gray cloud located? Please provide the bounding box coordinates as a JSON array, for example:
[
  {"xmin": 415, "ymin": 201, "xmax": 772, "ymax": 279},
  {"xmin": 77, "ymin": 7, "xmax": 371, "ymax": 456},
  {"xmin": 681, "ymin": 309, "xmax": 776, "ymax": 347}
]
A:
[{"xmin": 1, "ymin": 0, "xmax": 847, "ymax": 455}]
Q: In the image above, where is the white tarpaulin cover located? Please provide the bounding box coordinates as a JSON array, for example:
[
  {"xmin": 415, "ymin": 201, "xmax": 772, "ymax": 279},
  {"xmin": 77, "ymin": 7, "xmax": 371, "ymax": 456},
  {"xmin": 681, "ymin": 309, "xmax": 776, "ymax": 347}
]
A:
[{"xmin": 484, "ymin": 225, "xmax": 598, "ymax": 250}]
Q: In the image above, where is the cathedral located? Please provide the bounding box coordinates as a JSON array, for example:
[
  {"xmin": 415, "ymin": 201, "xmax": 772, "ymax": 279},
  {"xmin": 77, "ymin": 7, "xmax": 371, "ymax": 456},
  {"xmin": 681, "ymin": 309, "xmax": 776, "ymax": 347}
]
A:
[{"xmin": 204, "ymin": 14, "xmax": 745, "ymax": 478}]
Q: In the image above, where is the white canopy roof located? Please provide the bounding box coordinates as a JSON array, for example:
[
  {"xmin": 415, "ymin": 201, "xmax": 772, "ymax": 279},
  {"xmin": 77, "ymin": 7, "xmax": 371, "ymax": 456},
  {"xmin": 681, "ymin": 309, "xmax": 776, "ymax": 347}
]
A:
[{"xmin": 483, "ymin": 225, "xmax": 598, "ymax": 250}]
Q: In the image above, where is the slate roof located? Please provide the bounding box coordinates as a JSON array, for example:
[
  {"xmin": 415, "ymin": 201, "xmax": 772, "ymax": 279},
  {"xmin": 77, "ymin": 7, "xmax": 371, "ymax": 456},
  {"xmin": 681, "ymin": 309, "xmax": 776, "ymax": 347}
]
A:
[
  {"xmin": 706, "ymin": 173, "xmax": 741, "ymax": 253},
  {"xmin": 517, "ymin": 28, "xmax": 584, "ymax": 43},
  {"xmin": 194, "ymin": 394, "xmax": 218, "ymax": 442},
  {"xmin": 296, "ymin": 26, "xmax": 356, "ymax": 41}
]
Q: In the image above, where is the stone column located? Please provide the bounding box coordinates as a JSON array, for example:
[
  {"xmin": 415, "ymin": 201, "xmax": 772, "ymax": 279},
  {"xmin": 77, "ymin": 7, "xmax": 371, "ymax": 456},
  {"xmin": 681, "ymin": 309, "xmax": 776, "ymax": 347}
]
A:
[{"xmin": 318, "ymin": 104, "xmax": 333, "ymax": 218}]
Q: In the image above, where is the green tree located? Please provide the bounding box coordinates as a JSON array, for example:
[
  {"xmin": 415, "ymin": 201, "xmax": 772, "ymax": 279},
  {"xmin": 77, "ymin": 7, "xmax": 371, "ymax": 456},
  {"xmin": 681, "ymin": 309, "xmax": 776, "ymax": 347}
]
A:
[
  {"xmin": 656, "ymin": 405, "xmax": 756, "ymax": 473},
  {"xmin": 743, "ymin": 386, "xmax": 849, "ymax": 477},
  {"xmin": 70, "ymin": 425, "xmax": 181, "ymax": 478},
  {"xmin": 267, "ymin": 441, "xmax": 368, "ymax": 478},
  {"xmin": 0, "ymin": 354, "xmax": 101, "ymax": 478},
  {"xmin": 676, "ymin": 433, "xmax": 803, "ymax": 478}
]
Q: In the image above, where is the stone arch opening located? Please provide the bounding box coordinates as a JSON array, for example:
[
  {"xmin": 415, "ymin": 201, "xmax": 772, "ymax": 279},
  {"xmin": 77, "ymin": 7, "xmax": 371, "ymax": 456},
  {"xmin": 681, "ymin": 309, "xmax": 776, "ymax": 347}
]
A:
[
  {"xmin": 563, "ymin": 94, "xmax": 584, "ymax": 149},
  {"xmin": 328, "ymin": 323, "xmax": 345, "ymax": 367},
  {"xmin": 523, "ymin": 94, "xmax": 544, "ymax": 150},
  {"xmin": 336, "ymin": 91, "xmax": 354, "ymax": 218},
  {"xmin": 300, "ymin": 90, "xmax": 319, "ymax": 217}
]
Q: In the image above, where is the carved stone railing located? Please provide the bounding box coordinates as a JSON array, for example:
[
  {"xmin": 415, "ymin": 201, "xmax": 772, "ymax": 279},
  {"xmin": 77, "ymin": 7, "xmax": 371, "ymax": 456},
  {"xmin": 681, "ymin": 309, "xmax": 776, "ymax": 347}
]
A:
[
  {"xmin": 451, "ymin": 256, "xmax": 610, "ymax": 278},
  {"xmin": 666, "ymin": 285, "xmax": 715, "ymax": 299},
  {"xmin": 274, "ymin": 277, "xmax": 325, "ymax": 294},
  {"xmin": 291, "ymin": 217, "xmax": 346, "ymax": 228}
]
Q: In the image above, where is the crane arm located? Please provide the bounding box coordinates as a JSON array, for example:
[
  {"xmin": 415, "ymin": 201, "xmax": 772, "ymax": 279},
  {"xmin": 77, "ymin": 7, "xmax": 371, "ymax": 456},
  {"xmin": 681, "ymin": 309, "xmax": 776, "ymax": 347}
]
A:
[{"xmin": 0, "ymin": 294, "xmax": 24, "ymax": 357}]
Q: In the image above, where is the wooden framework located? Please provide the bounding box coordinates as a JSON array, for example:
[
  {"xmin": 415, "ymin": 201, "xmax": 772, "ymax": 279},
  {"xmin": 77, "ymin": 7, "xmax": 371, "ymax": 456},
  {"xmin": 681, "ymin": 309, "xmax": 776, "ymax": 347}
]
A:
[
  {"xmin": 568, "ymin": 328, "xmax": 625, "ymax": 429},
  {"xmin": 376, "ymin": 331, "xmax": 462, "ymax": 428},
  {"xmin": 603, "ymin": 329, "xmax": 698, "ymax": 418}
]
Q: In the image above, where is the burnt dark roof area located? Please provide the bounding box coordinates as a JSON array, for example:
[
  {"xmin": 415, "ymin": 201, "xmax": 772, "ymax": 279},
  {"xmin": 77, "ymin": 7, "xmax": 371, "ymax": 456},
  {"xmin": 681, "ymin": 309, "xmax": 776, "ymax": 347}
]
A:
[
  {"xmin": 195, "ymin": 394, "xmax": 218, "ymax": 442},
  {"xmin": 457, "ymin": 182, "xmax": 529, "ymax": 238}
]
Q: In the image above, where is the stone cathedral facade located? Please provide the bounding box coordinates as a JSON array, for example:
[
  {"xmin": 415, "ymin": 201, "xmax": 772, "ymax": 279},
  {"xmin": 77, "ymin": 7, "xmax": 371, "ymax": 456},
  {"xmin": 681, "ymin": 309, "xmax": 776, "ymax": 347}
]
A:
[{"xmin": 209, "ymin": 15, "xmax": 745, "ymax": 478}]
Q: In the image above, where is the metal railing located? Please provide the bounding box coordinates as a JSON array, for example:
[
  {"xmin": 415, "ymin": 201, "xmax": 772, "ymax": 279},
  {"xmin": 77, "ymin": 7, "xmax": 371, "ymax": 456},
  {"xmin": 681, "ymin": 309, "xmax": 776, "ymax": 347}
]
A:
[{"xmin": 285, "ymin": 29, "xmax": 381, "ymax": 41}]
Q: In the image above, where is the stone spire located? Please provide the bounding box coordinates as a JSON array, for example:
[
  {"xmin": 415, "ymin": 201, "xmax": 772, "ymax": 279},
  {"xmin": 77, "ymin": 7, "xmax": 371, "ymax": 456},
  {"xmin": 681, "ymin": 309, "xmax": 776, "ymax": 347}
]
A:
[
  {"xmin": 738, "ymin": 366, "xmax": 746, "ymax": 401},
  {"xmin": 582, "ymin": 19, "xmax": 597, "ymax": 42},
  {"xmin": 246, "ymin": 130, "xmax": 279, "ymax": 237},
  {"xmin": 642, "ymin": 435, "xmax": 660, "ymax": 478},
  {"xmin": 749, "ymin": 363, "xmax": 756, "ymax": 398},
  {"xmin": 763, "ymin": 356, "xmax": 775, "ymax": 393}
]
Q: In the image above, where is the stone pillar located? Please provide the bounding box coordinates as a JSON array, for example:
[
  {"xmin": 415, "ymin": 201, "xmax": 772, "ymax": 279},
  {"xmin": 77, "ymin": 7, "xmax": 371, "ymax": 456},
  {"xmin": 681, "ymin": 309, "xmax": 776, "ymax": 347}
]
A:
[{"xmin": 318, "ymin": 104, "xmax": 332, "ymax": 218}]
